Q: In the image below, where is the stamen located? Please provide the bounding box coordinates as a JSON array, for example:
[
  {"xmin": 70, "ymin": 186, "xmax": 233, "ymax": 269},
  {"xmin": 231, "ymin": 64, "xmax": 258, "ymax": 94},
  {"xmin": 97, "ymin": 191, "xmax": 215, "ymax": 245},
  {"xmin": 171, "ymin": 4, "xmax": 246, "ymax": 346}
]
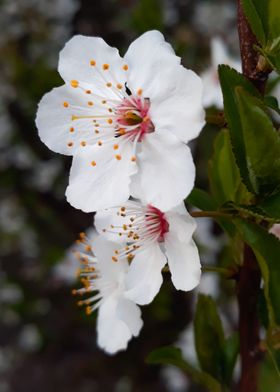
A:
[{"xmin": 71, "ymin": 80, "xmax": 79, "ymax": 88}]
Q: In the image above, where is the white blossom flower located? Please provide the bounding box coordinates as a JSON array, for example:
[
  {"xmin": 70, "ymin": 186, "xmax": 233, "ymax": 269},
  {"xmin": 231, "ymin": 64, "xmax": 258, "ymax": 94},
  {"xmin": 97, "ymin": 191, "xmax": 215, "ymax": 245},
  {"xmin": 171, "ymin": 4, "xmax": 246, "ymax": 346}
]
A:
[
  {"xmin": 95, "ymin": 200, "xmax": 201, "ymax": 305},
  {"xmin": 36, "ymin": 30, "xmax": 205, "ymax": 212},
  {"xmin": 201, "ymin": 37, "xmax": 241, "ymax": 109},
  {"xmin": 73, "ymin": 231, "xmax": 143, "ymax": 354}
]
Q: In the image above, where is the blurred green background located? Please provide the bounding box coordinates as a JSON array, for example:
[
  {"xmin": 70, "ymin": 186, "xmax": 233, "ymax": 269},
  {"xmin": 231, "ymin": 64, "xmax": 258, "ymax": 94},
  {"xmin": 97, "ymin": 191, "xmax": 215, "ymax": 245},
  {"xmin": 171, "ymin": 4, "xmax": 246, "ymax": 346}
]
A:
[{"xmin": 0, "ymin": 0, "xmax": 279, "ymax": 391}]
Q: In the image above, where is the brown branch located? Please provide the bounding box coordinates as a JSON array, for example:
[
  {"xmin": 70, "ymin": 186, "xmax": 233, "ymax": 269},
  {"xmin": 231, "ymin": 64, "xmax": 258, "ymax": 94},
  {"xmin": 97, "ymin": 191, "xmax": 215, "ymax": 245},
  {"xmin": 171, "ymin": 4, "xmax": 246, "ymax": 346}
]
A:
[
  {"xmin": 237, "ymin": 245, "xmax": 262, "ymax": 392},
  {"xmin": 236, "ymin": 1, "xmax": 267, "ymax": 391},
  {"xmin": 237, "ymin": 0, "xmax": 270, "ymax": 94}
]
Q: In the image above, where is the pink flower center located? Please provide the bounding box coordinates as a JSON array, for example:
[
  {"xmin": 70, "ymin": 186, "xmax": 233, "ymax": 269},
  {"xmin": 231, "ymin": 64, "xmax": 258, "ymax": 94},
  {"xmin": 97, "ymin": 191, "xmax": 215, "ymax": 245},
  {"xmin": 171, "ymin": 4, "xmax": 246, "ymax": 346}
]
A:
[
  {"xmin": 115, "ymin": 96, "xmax": 154, "ymax": 141},
  {"xmin": 145, "ymin": 205, "xmax": 169, "ymax": 242}
]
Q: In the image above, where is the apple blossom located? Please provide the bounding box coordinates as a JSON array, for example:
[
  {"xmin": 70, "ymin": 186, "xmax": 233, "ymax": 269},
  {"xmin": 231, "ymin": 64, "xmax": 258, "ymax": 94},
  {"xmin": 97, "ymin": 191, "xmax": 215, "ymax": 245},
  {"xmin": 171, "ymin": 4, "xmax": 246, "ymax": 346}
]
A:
[
  {"xmin": 201, "ymin": 37, "xmax": 241, "ymax": 108},
  {"xmin": 95, "ymin": 200, "xmax": 201, "ymax": 305},
  {"xmin": 36, "ymin": 30, "xmax": 205, "ymax": 212},
  {"xmin": 73, "ymin": 231, "xmax": 143, "ymax": 354}
]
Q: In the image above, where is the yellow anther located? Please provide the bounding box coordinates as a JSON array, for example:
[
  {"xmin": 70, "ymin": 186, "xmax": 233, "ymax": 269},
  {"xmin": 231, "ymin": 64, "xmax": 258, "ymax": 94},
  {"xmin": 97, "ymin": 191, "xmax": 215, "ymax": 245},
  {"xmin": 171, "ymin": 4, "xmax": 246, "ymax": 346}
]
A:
[
  {"xmin": 112, "ymin": 256, "xmax": 118, "ymax": 262},
  {"xmin": 115, "ymin": 154, "xmax": 122, "ymax": 160},
  {"xmin": 63, "ymin": 102, "xmax": 69, "ymax": 108},
  {"xmin": 118, "ymin": 128, "xmax": 126, "ymax": 135},
  {"xmin": 113, "ymin": 144, "xmax": 119, "ymax": 150},
  {"xmin": 103, "ymin": 63, "xmax": 109, "ymax": 70},
  {"xmin": 88, "ymin": 101, "xmax": 93, "ymax": 106},
  {"xmin": 131, "ymin": 156, "xmax": 136, "ymax": 162},
  {"xmin": 95, "ymin": 130, "xmax": 99, "ymax": 134},
  {"xmin": 107, "ymin": 119, "xmax": 113, "ymax": 124},
  {"xmin": 85, "ymin": 90, "xmax": 92, "ymax": 94},
  {"xmin": 137, "ymin": 89, "xmax": 143, "ymax": 96},
  {"xmin": 102, "ymin": 100, "xmax": 107, "ymax": 104},
  {"xmin": 123, "ymin": 64, "xmax": 128, "ymax": 71},
  {"xmin": 108, "ymin": 108, "xmax": 113, "ymax": 113},
  {"xmin": 85, "ymin": 245, "xmax": 92, "ymax": 252},
  {"xmin": 90, "ymin": 60, "xmax": 96, "ymax": 66},
  {"xmin": 123, "ymin": 224, "xmax": 127, "ymax": 230},
  {"xmin": 67, "ymin": 142, "xmax": 73, "ymax": 147},
  {"xmin": 106, "ymin": 82, "xmax": 112, "ymax": 87},
  {"xmin": 98, "ymin": 141, "xmax": 102, "ymax": 146},
  {"xmin": 91, "ymin": 160, "xmax": 96, "ymax": 167},
  {"xmin": 69, "ymin": 127, "xmax": 74, "ymax": 133},
  {"xmin": 116, "ymin": 83, "xmax": 123, "ymax": 89},
  {"xmin": 114, "ymin": 250, "xmax": 119, "ymax": 255},
  {"xmin": 71, "ymin": 80, "xmax": 79, "ymax": 88},
  {"xmin": 86, "ymin": 306, "xmax": 92, "ymax": 315},
  {"xmin": 80, "ymin": 141, "xmax": 87, "ymax": 146},
  {"xmin": 127, "ymin": 253, "xmax": 134, "ymax": 262},
  {"xmin": 120, "ymin": 207, "xmax": 125, "ymax": 212},
  {"xmin": 72, "ymin": 289, "xmax": 77, "ymax": 295}
]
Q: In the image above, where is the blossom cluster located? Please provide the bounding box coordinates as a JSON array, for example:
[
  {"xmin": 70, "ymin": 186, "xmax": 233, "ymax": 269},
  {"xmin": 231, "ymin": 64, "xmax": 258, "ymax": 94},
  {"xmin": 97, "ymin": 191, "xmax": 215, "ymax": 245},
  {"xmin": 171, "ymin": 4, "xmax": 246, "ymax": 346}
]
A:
[{"xmin": 36, "ymin": 31, "xmax": 206, "ymax": 354}]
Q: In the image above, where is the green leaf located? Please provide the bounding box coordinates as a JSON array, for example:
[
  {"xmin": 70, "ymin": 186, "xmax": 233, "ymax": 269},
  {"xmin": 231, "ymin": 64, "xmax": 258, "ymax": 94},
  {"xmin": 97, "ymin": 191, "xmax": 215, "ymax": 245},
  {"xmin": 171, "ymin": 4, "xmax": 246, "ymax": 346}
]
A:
[
  {"xmin": 235, "ymin": 87, "xmax": 280, "ymax": 195},
  {"xmin": 259, "ymin": 191, "xmax": 280, "ymax": 220},
  {"xmin": 264, "ymin": 95, "xmax": 280, "ymax": 115},
  {"xmin": 241, "ymin": 0, "xmax": 267, "ymax": 45},
  {"xmin": 218, "ymin": 66, "xmax": 260, "ymax": 193},
  {"xmin": 186, "ymin": 188, "xmax": 218, "ymax": 211},
  {"xmin": 268, "ymin": 0, "xmax": 280, "ymax": 43},
  {"xmin": 147, "ymin": 346, "xmax": 222, "ymax": 392},
  {"xmin": 234, "ymin": 218, "xmax": 280, "ymax": 326},
  {"xmin": 242, "ymin": 0, "xmax": 280, "ymax": 45},
  {"xmin": 208, "ymin": 129, "xmax": 248, "ymax": 205},
  {"xmin": 194, "ymin": 294, "xmax": 226, "ymax": 382},
  {"xmin": 223, "ymin": 334, "xmax": 239, "ymax": 385},
  {"xmin": 233, "ymin": 203, "xmax": 280, "ymax": 223}
]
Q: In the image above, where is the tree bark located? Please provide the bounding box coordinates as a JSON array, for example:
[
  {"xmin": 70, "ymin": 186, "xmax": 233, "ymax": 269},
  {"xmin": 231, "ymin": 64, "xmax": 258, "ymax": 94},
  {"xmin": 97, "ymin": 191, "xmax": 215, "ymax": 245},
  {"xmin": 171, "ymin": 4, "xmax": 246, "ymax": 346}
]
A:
[{"xmin": 236, "ymin": 1, "xmax": 269, "ymax": 391}]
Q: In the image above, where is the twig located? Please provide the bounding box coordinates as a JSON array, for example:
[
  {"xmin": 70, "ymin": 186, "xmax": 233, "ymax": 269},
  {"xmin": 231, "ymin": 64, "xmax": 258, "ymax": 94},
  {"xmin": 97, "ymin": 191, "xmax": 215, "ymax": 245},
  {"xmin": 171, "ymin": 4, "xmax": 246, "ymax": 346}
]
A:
[{"xmin": 236, "ymin": 1, "xmax": 267, "ymax": 390}]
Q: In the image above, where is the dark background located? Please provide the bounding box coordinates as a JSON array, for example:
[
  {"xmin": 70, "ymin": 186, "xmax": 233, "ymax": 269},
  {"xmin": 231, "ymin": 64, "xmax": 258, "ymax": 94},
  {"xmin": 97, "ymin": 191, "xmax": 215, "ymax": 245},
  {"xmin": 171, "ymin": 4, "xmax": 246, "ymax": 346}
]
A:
[{"xmin": 1, "ymin": 0, "xmax": 278, "ymax": 391}]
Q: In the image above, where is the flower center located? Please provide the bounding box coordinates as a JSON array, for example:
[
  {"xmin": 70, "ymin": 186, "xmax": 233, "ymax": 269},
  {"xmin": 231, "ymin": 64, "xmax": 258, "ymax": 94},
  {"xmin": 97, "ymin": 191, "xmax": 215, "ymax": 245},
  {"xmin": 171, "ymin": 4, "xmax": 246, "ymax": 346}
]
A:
[
  {"xmin": 115, "ymin": 96, "xmax": 154, "ymax": 141},
  {"xmin": 145, "ymin": 205, "xmax": 169, "ymax": 242},
  {"xmin": 101, "ymin": 202, "xmax": 169, "ymax": 263}
]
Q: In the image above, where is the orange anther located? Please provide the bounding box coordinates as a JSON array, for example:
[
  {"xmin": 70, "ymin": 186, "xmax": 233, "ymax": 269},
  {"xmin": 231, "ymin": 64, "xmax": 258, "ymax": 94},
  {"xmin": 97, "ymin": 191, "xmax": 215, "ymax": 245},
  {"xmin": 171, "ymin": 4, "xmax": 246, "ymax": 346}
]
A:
[{"xmin": 71, "ymin": 80, "xmax": 79, "ymax": 88}]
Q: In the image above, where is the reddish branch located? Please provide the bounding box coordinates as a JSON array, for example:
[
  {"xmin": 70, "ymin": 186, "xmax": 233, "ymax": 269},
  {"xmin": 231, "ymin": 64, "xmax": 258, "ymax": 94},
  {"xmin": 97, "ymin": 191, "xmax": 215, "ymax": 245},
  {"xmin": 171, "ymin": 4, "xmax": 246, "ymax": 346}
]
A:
[
  {"xmin": 237, "ymin": 245, "xmax": 262, "ymax": 392},
  {"xmin": 237, "ymin": 1, "xmax": 270, "ymax": 93},
  {"xmin": 236, "ymin": 2, "xmax": 269, "ymax": 391}
]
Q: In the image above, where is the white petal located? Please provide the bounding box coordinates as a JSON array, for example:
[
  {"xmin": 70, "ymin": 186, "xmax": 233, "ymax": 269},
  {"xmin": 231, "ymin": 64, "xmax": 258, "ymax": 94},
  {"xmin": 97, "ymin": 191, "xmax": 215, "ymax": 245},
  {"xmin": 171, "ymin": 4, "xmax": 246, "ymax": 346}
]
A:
[
  {"xmin": 165, "ymin": 204, "xmax": 197, "ymax": 243},
  {"xmin": 125, "ymin": 244, "xmax": 166, "ymax": 305},
  {"xmin": 97, "ymin": 296, "xmax": 133, "ymax": 354},
  {"xmin": 150, "ymin": 66, "xmax": 205, "ymax": 143},
  {"xmin": 124, "ymin": 30, "xmax": 180, "ymax": 100},
  {"xmin": 95, "ymin": 202, "xmax": 136, "ymax": 243},
  {"xmin": 116, "ymin": 298, "xmax": 143, "ymax": 336},
  {"xmin": 58, "ymin": 35, "xmax": 127, "ymax": 100},
  {"xmin": 36, "ymin": 84, "xmax": 120, "ymax": 155},
  {"xmin": 131, "ymin": 130, "xmax": 195, "ymax": 211},
  {"xmin": 91, "ymin": 234, "xmax": 128, "ymax": 280},
  {"xmin": 164, "ymin": 233, "xmax": 201, "ymax": 291},
  {"xmin": 66, "ymin": 143, "xmax": 137, "ymax": 212}
]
